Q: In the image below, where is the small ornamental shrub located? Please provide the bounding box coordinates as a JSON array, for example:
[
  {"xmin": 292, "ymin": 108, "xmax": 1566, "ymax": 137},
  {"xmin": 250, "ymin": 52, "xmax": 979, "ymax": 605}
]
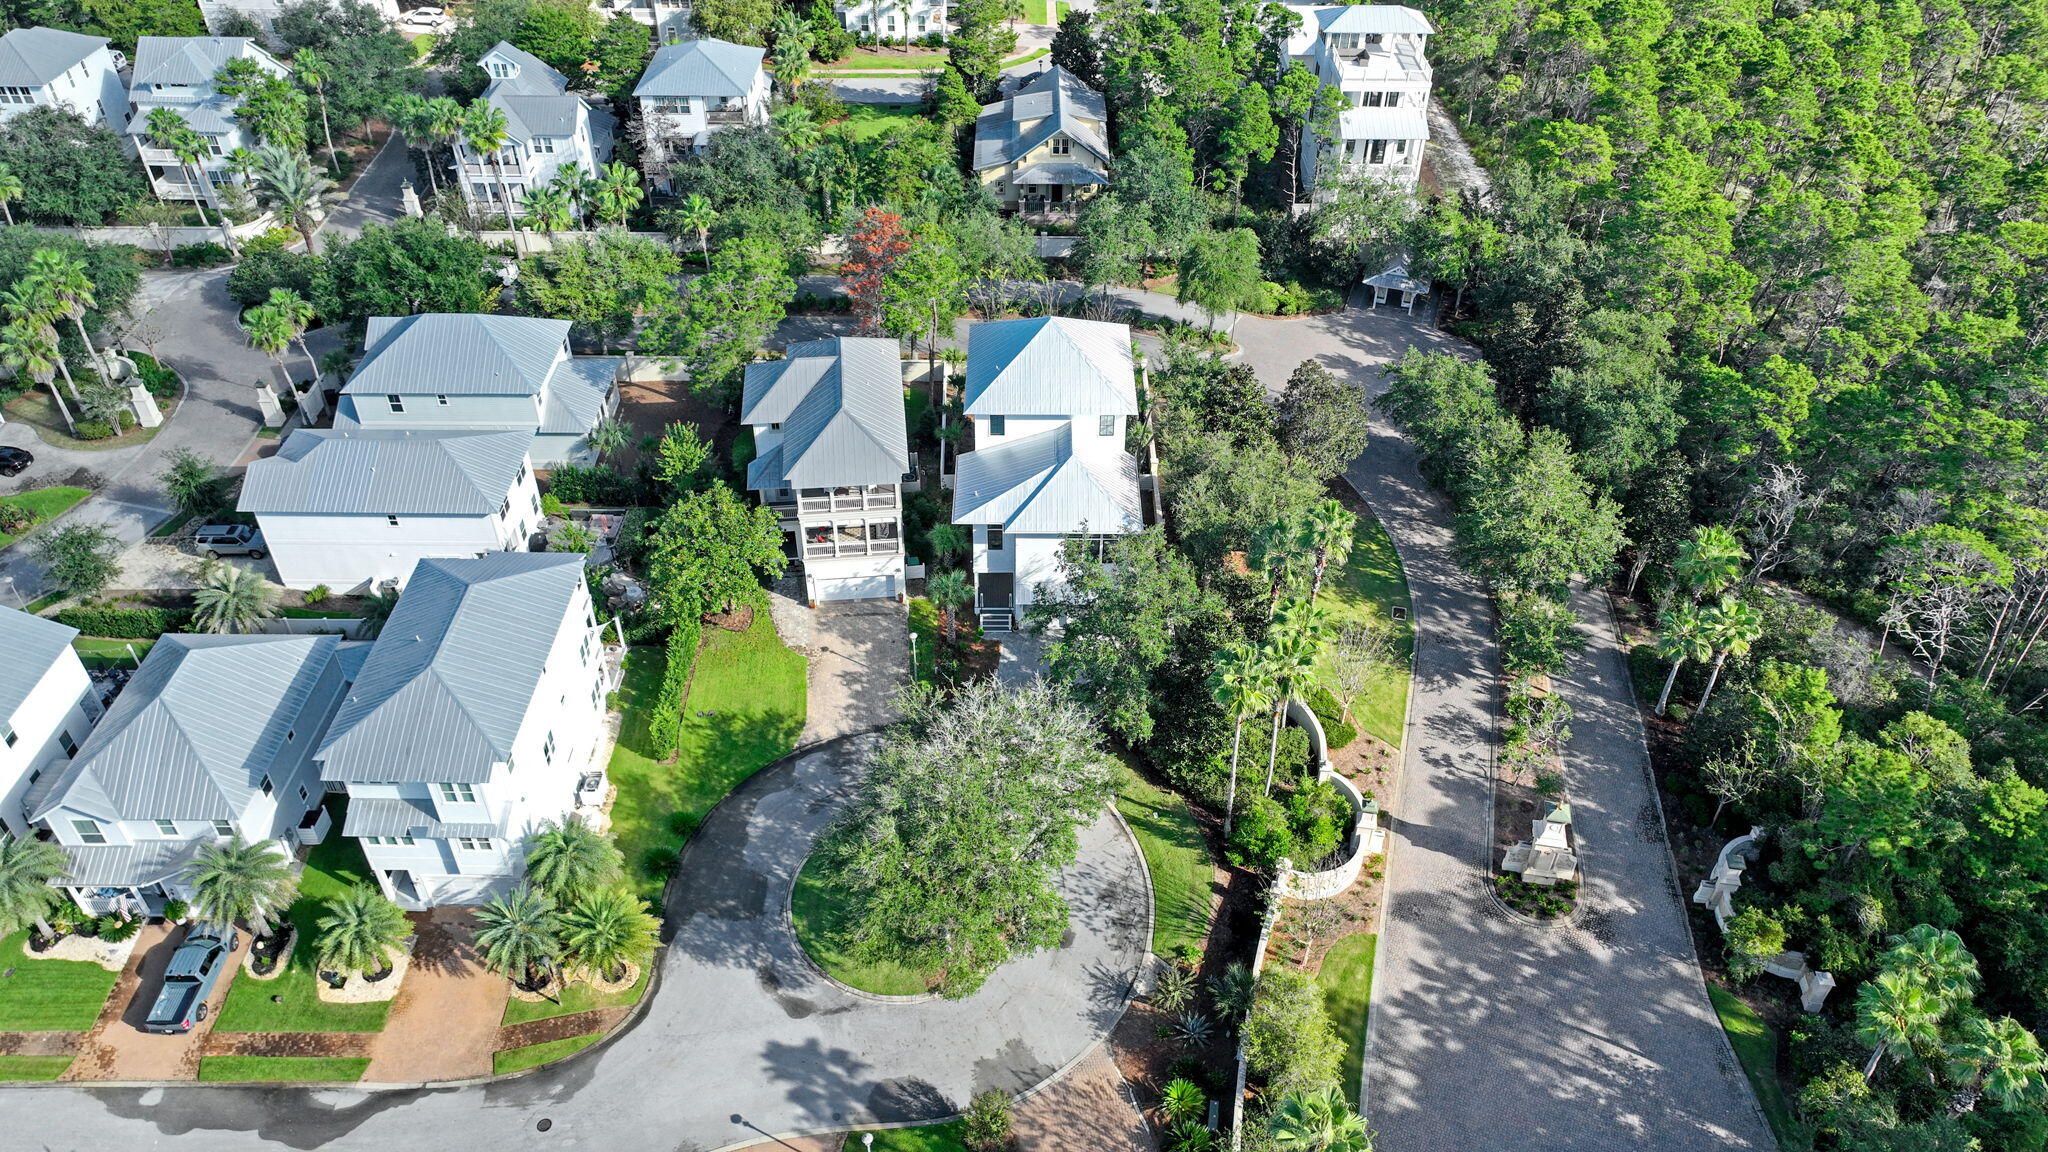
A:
[
  {"xmin": 0, "ymin": 504, "xmax": 31, "ymax": 535},
  {"xmin": 169, "ymin": 241, "xmax": 232, "ymax": 267},
  {"xmin": 161, "ymin": 899, "xmax": 190, "ymax": 922},
  {"xmin": 304, "ymin": 584, "xmax": 330, "ymax": 605},
  {"xmin": 962, "ymin": 1089, "xmax": 1013, "ymax": 1152},
  {"xmin": 54, "ymin": 604, "xmax": 194, "ymax": 638},
  {"xmin": 74, "ymin": 419, "xmax": 115, "ymax": 440},
  {"xmin": 97, "ymin": 915, "xmax": 143, "ymax": 943}
]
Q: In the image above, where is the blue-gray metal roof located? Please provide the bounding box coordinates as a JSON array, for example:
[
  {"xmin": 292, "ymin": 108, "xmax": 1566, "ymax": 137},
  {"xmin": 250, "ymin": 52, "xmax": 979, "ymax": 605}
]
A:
[
  {"xmin": 30, "ymin": 634, "xmax": 345, "ymax": 825},
  {"xmin": 0, "ymin": 27, "xmax": 105, "ymax": 87},
  {"xmin": 952, "ymin": 424, "xmax": 1142, "ymax": 534},
  {"xmin": 0, "ymin": 606, "xmax": 78, "ymax": 725},
  {"xmin": 239, "ymin": 429, "xmax": 533, "ymax": 517},
  {"xmin": 1314, "ymin": 5, "xmax": 1435, "ymax": 35},
  {"xmin": 317, "ymin": 554, "xmax": 589, "ymax": 785},
  {"xmin": 480, "ymin": 42, "xmax": 590, "ymax": 143},
  {"xmin": 131, "ymin": 36, "xmax": 281, "ymax": 88},
  {"xmin": 973, "ymin": 66, "xmax": 1110, "ymax": 173},
  {"xmin": 962, "ymin": 317, "xmax": 1137, "ymax": 417},
  {"xmin": 127, "ymin": 93, "xmax": 241, "ymax": 137},
  {"xmin": 343, "ymin": 796, "xmax": 498, "ymax": 840},
  {"xmin": 744, "ymin": 338, "xmax": 907, "ymax": 491},
  {"xmin": 349, "ymin": 315, "xmax": 572, "ymax": 398},
  {"xmin": 481, "ymin": 41, "xmax": 570, "ymax": 96},
  {"xmin": 57, "ymin": 839, "xmax": 206, "ymax": 888},
  {"xmin": 635, "ymin": 38, "xmax": 765, "ymax": 99},
  {"xmin": 540, "ymin": 356, "xmax": 619, "ymax": 435}
]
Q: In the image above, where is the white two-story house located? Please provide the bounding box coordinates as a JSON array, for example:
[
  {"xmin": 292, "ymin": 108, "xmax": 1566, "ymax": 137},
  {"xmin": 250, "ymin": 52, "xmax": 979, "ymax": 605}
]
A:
[
  {"xmin": 743, "ymin": 337, "xmax": 910, "ymax": 603},
  {"xmin": 972, "ymin": 65, "xmax": 1111, "ymax": 214},
  {"xmin": 951, "ymin": 317, "xmax": 1143, "ymax": 631},
  {"xmin": 125, "ymin": 36, "xmax": 289, "ymax": 204},
  {"xmin": 455, "ymin": 42, "xmax": 617, "ymax": 220},
  {"xmin": 316, "ymin": 553, "xmax": 621, "ymax": 909},
  {"xmin": 239, "ymin": 428, "xmax": 542, "ymax": 593},
  {"xmin": 633, "ymin": 37, "xmax": 768, "ymax": 177},
  {"xmin": 26, "ymin": 633, "xmax": 356, "ymax": 917},
  {"xmin": 598, "ymin": 0, "xmax": 698, "ymax": 45},
  {"xmin": 0, "ymin": 28, "xmax": 131, "ymax": 137},
  {"xmin": 0, "ymin": 607, "xmax": 101, "ymax": 839},
  {"xmin": 1300, "ymin": 5, "xmax": 1433, "ymax": 195},
  {"xmin": 334, "ymin": 314, "xmax": 621, "ymax": 467},
  {"xmin": 837, "ymin": 0, "xmax": 949, "ymax": 39}
]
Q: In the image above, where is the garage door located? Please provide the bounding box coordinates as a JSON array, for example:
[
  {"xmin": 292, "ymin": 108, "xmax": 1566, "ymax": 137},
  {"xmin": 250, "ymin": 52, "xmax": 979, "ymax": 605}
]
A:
[{"xmin": 815, "ymin": 574, "xmax": 893, "ymax": 601}]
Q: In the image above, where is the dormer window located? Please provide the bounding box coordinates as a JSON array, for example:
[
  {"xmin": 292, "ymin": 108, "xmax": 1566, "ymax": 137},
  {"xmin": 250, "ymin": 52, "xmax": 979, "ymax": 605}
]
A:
[
  {"xmin": 1050, "ymin": 136, "xmax": 1071, "ymax": 156},
  {"xmin": 488, "ymin": 59, "xmax": 512, "ymax": 79}
]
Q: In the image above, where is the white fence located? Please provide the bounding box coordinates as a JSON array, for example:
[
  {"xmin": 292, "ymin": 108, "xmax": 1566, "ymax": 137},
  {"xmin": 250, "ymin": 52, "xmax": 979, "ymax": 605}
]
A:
[{"xmin": 48, "ymin": 213, "xmax": 283, "ymax": 252}]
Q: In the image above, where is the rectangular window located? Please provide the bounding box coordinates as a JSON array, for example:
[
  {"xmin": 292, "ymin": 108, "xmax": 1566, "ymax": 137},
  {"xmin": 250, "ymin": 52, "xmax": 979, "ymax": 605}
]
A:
[
  {"xmin": 155, "ymin": 819, "xmax": 178, "ymax": 836},
  {"xmin": 1395, "ymin": 139, "xmax": 1409, "ymax": 156},
  {"xmin": 988, "ymin": 414, "xmax": 1006, "ymax": 436},
  {"xmin": 387, "ymin": 514, "xmax": 400, "ymax": 527},
  {"xmin": 533, "ymin": 136, "xmax": 556, "ymax": 153},
  {"xmin": 439, "ymin": 782, "xmax": 477, "ymax": 803},
  {"xmin": 299, "ymin": 785, "xmax": 309, "ymax": 801},
  {"xmin": 988, "ymin": 526, "xmax": 1004, "ymax": 551},
  {"xmin": 387, "ymin": 394, "xmax": 404, "ymax": 413},
  {"xmin": 457, "ymin": 837, "xmax": 492, "ymax": 851},
  {"xmin": 1098, "ymin": 415, "xmax": 1115, "ymax": 437},
  {"xmin": 0, "ymin": 87, "xmax": 33, "ymax": 105},
  {"xmin": 1, "ymin": 723, "xmax": 14, "ymax": 747},
  {"xmin": 1386, "ymin": 92, "xmax": 1401, "ymax": 107},
  {"xmin": 1360, "ymin": 91, "xmax": 1384, "ymax": 108},
  {"xmin": 1050, "ymin": 136, "xmax": 1071, "ymax": 156},
  {"xmin": 58, "ymin": 729, "xmax": 78, "ymax": 756},
  {"xmin": 489, "ymin": 61, "xmax": 511, "ymax": 78},
  {"xmin": 436, "ymin": 394, "xmax": 449, "ymax": 405},
  {"xmin": 1367, "ymin": 139, "xmax": 1387, "ymax": 164},
  {"xmin": 213, "ymin": 819, "xmax": 234, "ymax": 837},
  {"xmin": 72, "ymin": 819, "xmax": 106, "ymax": 845}
]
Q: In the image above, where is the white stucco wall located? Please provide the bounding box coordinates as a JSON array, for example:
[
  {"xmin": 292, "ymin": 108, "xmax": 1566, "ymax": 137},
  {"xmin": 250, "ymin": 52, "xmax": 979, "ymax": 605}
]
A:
[
  {"xmin": 257, "ymin": 486, "xmax": 539, "ymax": 594},
  {"xmin": 0, "ymin": 656, "xmax": 96, "ymax": 838}
]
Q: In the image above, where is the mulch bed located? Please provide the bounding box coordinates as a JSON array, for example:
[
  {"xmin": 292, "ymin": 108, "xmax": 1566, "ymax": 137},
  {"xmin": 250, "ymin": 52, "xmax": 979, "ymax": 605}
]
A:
[
  {"xmin": 0, "ymin": 1033, "xmax": 81, "ymax": 1057},
  {"xmin": 201, "ymin": 1032, "xmax": 374, "ymax": 1058},
  {"xmin": 497, "ymin": 1008, "xmax": 629, "ymax": 1051},
  {"xmin": 704, "ymin": 606, "xmax": 754, "ymax": 633},
  {"xmin": 616, "ymin": 379, "xmax": 735, "ymax": 475}
]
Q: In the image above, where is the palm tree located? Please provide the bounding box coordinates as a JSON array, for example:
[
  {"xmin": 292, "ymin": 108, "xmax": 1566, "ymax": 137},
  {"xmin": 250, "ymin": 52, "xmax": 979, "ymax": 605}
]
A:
[
  {"xmin": 241, "ymin": 301, "xmax": 296, "ymax": 402},
  {"xmin": 673, "ymin": 193, "xmax": 717, "ymax": 265},
  {"xmin": 1304, "ymin": 499, "xmax": 1355, "ymax": 605},
  {"xmin": 145, "ymin": 108, "xmax": 236, "ymax": 254},
  {"xmin": 247, "ymin": 144, "xmax": 341, "ymax": 255},
  {"xmin": 1695, "ymin": 595, "xmax": 1764, "ymax": 710},
  {"xmin": 523, "ymin": 816, "xmax": 624, "ymax": 901},
  {"xmin": 769, "ymin": 9, "xmax": 814, "ymax": 97},
  {"xmin": 1160, "ymin": 1078, "xmax": 1206, "ymax": 1125},
  {"xmin": 1, "ymin": 278, "xmax": 76, "ymax": 404},
  {"xmin": 191, "ymin": 560, "xmax": 282, "ymax": 633},
  {"xmin": 0, "ymin": 835, "xmax": 71, "ymax": 940},
  {"xmin": 926, "ymin": 523, "xmax": 968, "ymax": 568},
  {"xmin": 425, "ymin": 95, "xmax": 467, "ymax": 196},
  {"xmin": 1945, "ymin": 1015, "xmax": 2048, "ymax": 1114},
  {"xmin": 0, "ymin": 316, "xmax": 75, "ymax": 433},
  {"xmin": 521, "ymin": 184, "xmax": 575, "ymax": 241},
  {"xmin": 0, "ymin": 163, "xmax": 22, "ymax": 226},
  {"xmin": 1652, "ymin": 601, "xmax": 1711, "ymax": 714},
  {"xmin": 1267, "ymin": 1087, "xmax": 1373, "ymax": 1151},
  {"xmin": 1208, "ymin": 961, "xmax": 1257, "ymax": 1020},
  {"xmin": 1673, "ymin": 524, "xmax": 1746, "ymax": 600},
  {"xmin": 460, "ymin": 102, "xmax": 516, "ymax": 230},
  {"xmin": 584, "ymin": 417, "xmax": 631, "ymax": 462},
  {"xmin": 24, "ymin": 249, "xmax": 109, "ymax": 385},
  {"xmin": 926, "ymin": 568, "xmax": 973, "ymax": 644},
  {"xmin": 549, "ymin": 162, "xmax": 596, "ymax": 226},
  {"xmin": 295, "ymin": 48, "xmax": 340, "ymax": 174},
  {"xmin": 1261, "ymin": 601, "xmax": 1327, "ymax": 794},
  {"xmin": 1857, "ymin": 968, "xmax": 1945, "ymax": 1080},
  {"xmin": 264, "ymin": 288, "xmax": 322, "ymax": 393},
  {"xmin": 1882, "ymin": 925, "xmax": 1979, "ymax": 1006},
  {"xmin": 474, "ymin": 884, "xmax": 560, "ymax": 989},
  {"xmin": 559, "ymin": 887, "xmax": 660, "ymax": 982},
  {"xmin": 315, "ymin": 884, "xmax": 410, "ymax": 979},
  {"xmin": 592, "ymin": 161, "xmax": 644, "ymax": 228},
  {"xmin": 186, "ymin": 835, "xmax": 299, "ymax": 939},
  {"xmin": 1209, "ymin": 642, "xmax": 1272, "ymax": 837}
]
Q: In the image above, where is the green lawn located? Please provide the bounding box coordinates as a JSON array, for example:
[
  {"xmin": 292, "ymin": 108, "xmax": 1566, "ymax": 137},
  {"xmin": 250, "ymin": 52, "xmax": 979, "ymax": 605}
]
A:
[
  {"xmin": 0, "ymin": 486, "xmax": 91, "ymax": 548},
  {"xmin": 1319, "ymin": 932, "xmax": 1377, "ymax": 1108},
  {"xmin": 1113, "ymin": 768, "xmax": 1213, "ymax": 960},
  {"xmin": 72, "ymin": 636, "xmax": 154, "ymax": 670},
  {"xmin": 844, "ymin": 1121, "xmax": 968, "ymax": 1151},
  {"xmin": 908, "ymin": 598, "xmax": 940, "ymax": 685},
  {"xmin": 149, "ymin": 510, "xmax": 196, "ymax": 539},
  {"xmin": 213, "ymin": 813, "xmax": 394, "ymax": 1033},
  {"xmin": 791, "ymin": 853, "xmax": 940, "ymax": 996},
  {"xmin": 0, "ymin": 1055, "xmax": 74, "ymax": 1081},
  {"xmin": 609, "ymin": 614, "xmax": 808, "ymax": 904},
  {"xmin": 3, "ymin": 392, "xmax": 167, "ymax": 453},
  {"xmin": 493, "ymin": 1032, "xmax": 604, "ymax": 1075},
  {"xmin": 501, "ymin": 966, "xmax": 650, "ymax": 1026},
  {"xmin": 818, "ymin": 48, "xmax": 950, "ymax": 71},
  {"xmin": 197, "ymin": 1056, "xmax": 370, "ymax": 1083},
  {"xmin": 1712, "ymin": 986, "xmax": 1798, "ymax": 1148},
  {"xmin": 835, "ymin": 104, "xmax": 927, "ymax": 140},
  {"xmin": 1316, "ymin": 508, "xmax": 1414, "ymax": 749},
  {"xmin": 0, "ymin": 931, "xmax": 121, "ymax": 1031}
]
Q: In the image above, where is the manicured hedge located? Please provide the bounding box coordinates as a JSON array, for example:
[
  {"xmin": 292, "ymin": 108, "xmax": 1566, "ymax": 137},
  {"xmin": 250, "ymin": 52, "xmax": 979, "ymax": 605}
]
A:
[
  {"xmin": 1306, "ymin": 686, "xmax": 1358, "ymax": 751},
  {"xmin": 54, "ymin": 605, "xmax": 192, "ymax": 639},
  {"xmin": 545, "ymin": 465, "xmax": 638, "ymax": 506},
  {"xmin": 643, "ymin": 619, "xmax": 700, "ymax": 760}
]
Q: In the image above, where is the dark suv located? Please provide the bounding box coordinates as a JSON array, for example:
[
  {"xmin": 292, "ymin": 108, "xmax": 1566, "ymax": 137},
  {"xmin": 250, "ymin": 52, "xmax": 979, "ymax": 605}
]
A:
[
  {"xmin": 192, "ymin": 524, "xmax": 266, "ymax": 560},
  {"xmin": 0, "ymin": 446, "xmax": 30, "ymax": 477}
]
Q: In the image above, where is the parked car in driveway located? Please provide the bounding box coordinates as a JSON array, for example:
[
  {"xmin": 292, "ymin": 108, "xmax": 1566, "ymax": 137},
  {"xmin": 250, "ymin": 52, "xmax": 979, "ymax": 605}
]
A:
[
  {"xmin": 400, "ymin": 6, "xmax": 447, "ymax": 26},
  {"xmin": 192, "ymin": 523, "xmax": 266, "ymax": 560},
  {"xmin": 0, "ymin": 446, "xmax": 31, "ymax": 477},
  {"xmin": 142, "ymin": 923, "xmax": 239, "ymax": 1034}
]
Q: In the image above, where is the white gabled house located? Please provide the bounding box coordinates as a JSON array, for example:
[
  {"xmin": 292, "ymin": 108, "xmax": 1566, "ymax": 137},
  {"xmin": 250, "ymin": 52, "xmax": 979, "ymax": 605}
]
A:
[
  {"xmin": 0, "ymin": 28, "xmax": 131, "ymax": 136},
  {"xmin": 125, "ymin": 36, "xmax": 290, "ymax": 204},
  {"xmin": 0, "ymin": 607, "xmax": 101, "ymax": 839},
  {"xmin": 455, "ymin": 42, "xmax": 617, "ymax": 219},
  {"xmin": 315, "ymin": 553, "xmax": 622, "ymax": 910},
  {"xmin": 633, "ymin": 37, "xmax": 769, "ymax": 176},
  {"xmin": 238, "ymin": 428, "xmax": 542, "ymax": 593},
  {"xmin": 836, "ymin": 0, "xmax": 950, "ymax": 39},
  {"xmin": 1300, "ymin": 5, "xmax": 1434, "ymax": 195},
  {"xmin": 951, "ymin": 317, "xmax": 1144, "ymax": 631},
  {"xmin": 25, "ymin": 634, "xmax": 357, "ymax": 917},
  {"xmin": 334, "ymin": 314, "xmax": 621, "ymax": 468},
  {"xmin": 742, "ymin": 337, "xmax": 910, "ymax": 603}
]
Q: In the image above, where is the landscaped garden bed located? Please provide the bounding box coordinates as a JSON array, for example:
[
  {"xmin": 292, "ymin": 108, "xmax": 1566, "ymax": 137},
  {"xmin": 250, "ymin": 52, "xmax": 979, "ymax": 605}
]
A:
[
  {"xmin": 500, "ymin": 966, "xmax": 650, "ymax": 1027},
  {"xmin": 0, "ymin": 486, "xmax": 91, "ymax": 548},
  {"xmin": 492, "ymin": 1033, "xmax": 604, "ymax": 1076}
]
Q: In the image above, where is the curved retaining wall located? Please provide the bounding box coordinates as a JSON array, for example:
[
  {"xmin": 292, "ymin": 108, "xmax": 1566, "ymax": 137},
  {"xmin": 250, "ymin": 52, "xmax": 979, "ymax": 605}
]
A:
[{"xmin": 1278, "ymin": 697, "xmax": 1372, "ymax": 901}]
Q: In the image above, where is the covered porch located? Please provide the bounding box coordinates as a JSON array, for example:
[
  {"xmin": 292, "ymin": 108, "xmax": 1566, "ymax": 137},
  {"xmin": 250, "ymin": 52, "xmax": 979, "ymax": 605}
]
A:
[{"xmin": 1010, "ymin": 161, "xmax": 1110, "ymax": 218}]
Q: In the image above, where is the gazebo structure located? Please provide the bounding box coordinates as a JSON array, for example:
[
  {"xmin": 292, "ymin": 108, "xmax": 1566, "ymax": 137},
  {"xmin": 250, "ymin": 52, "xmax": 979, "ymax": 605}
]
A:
[{"xmin": 1364, "ymin": 254, "xmax": 1432, "ymax": 313}]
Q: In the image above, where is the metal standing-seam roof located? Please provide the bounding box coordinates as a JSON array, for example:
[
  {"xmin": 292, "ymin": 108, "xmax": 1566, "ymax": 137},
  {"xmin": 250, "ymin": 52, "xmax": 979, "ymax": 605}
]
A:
[
  {"xmin": 1337, "ymin": 105, "xmax": 1431, "ymax": 141},
  {"xmin": 56, "ymin": 840, "xmax": 209, "ymax": 889},
  {"xmin": 635, "ymin": 38, "xmax": 765, "ymax": 99},
  {"xmin": 238, "ymin": 429, "xmax": 534, "ymax": 517},
  {"xmin": 962, "ymin": 317, "xmax": 1137, "ymax": 417},
  {"xmin": 343, "ymin": 796, "xmax": 499, "ymax": 840},
  {"xmin": 317, "ymin": 553, "xmax": 589, "ymax": 785},
  {"xmin": 1313, "ymin": 5, "xmax": 1436, "ymax": 35},
  {"xmin": 0, "ymin": 605, "xmax": 79, "ymax": 724},
  {"xmin": 348, "ymin": 315, "xmax": 572, "ymax": 398},
  {"xmin": 742, "ymin": 338, "xmax": 907, "ymax": 490},
  {"xmin": 0, "ymin": 27, "xmax": 105, "ymax": 87},
  {"xmin": 28, "ymin": 634, "xmax": 345, "ymax": 825},
  {"xmin": 540, "ymin": 356, "xmax": 620, "ymax": 435},
  {"xmin": 479, "ymin": 41, "xmax": 592, "ymax": 145},
  {"xmin": 972, "ymin": 65, "xmax": 1111, "ymax": 174},
  {"xmin": 125, "ymin": 93, "xmax": 240, "ymax": 137},
  {"xmin": 952, "ymin": 423, "xmax": 1142, "ymax": 534},
  {"xmin": 131, "ymin": 36, "xmax": 282, "ymax": 88}
]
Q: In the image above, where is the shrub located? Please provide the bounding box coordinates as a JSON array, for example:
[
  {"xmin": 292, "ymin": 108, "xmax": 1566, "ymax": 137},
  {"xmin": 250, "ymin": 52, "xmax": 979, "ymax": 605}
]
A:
[
  {"xmin": 1242, "ymin": 967, "xmax": 1343, "ymax": 1097},
  {"xmin": 225, "ymin": 248, "xmax": 321, "ymax": 310},
  {"xmin": 169, "ymin": 241, "xmax": 231, "ymax": 267},
  {"xmin": 962, "ymin": 1090, "xmax": 1013, "ymax": 1152},
  {"xmin": 126, "ymin": 351, "xmax": 181, "ymax": 399},
  {"xmin": 545, "ymin": 465, "xmax": 638, "ymax": 506},
  {"xmin": 54, "ymin": 604, "xmax": 194, "ymax": 638},
  {"xmin": 0, "ymin": 504, "xmax": 30, "ymax": 535},
  {"xmin": 643, "ymin": 618, "xmax": 700, "ymax": 760},
  {"xmin": 1226, "ymin": 793, "xmax": 1294, "ymax": 871},
  {"xmin": 540, "ymin": 493, "xmax": 566, "ymax": 517},
  {"xmin": 304, "ymin": 584, "xmax": 330, "ymax": 605},
  {"xmin": 241, "ymin": 226, "xmax": 301, "ymax": 255},
  {"xmin": 1275, "ymin": 725, "xmax": 1311, "ymax": 782},
  {"xmin": 1285, "ymin": 780, "xmax": 1351, "ymax": 866},
  {"xmin": 161, "ymin": 899, "xmax": 189, "ymax": 922},
  {"xmin": 97, "ymin": 915, "xmax": 143, "ymax": 943},
  {"xmin": 1305, "ymin": 686, "xmax": 1357, "ymax": 750},
  {"xmin": 74, "ymin": 419, "xmax": 115, "ymax": 440}
]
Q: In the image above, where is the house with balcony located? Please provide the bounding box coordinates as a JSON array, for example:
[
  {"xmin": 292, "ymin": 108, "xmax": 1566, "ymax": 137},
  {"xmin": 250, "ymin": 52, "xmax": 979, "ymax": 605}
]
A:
[
  {"xmin": 972, "ymin": 65, "xmax": 1111, "ymax": 215},
  {"xmin": 454, "ymin": 42, "xmax": 616, "ymax": 220},
  {"xmin": 0, "ymin": 27, "xmax": 131, "ymax": 137},
  {"xmin": 0, "ymin": 607, "xmax": 102, "ymax": 839},
  {"xmin": 742, "ymin": 337, "xmax": 910, "ymax": 603},
  {"xmin": 836, "ymin": 0, "xmax": 949, "ymax": 39},
  {"xmin": 239, "ymin": 428, "xmax": 542, "ymax": 593},
  {"xmin": 599, "ymin": 0, "xmax": 699, "ymax": 44},
  {"xmin": 125, "ymin": 36, "xmax": 289, "ymax": 204},
  {"xmin": 633, "ymin": 37, "xmax": 769, "ymax": 178},
  {"xmin": 25, "ymin": 634, "xmax": 357, "ymax": 917},
  {"xmin": 951, "ymin": 317, "xmax": 1143, "ymax": 631},
  {"xmin": 1300, "ymin": 5, "xmax": 1434, "ymax": 195},
  {"xmin": 316, "ymin": 553, "xmax": 622, "ymax": 909},
  {"xmin": 333, "ymin": 314, "xmax": 621, "ymax": 467}
]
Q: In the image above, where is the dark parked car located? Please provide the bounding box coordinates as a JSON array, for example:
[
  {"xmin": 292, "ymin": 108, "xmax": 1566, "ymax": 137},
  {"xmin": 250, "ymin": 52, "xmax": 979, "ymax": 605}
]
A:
[
  {"xmin": 0, "ymin": 446, "xmax": 30, "ymax": 477},
  {"xmin": 192, "ymin": 523, "xmax": 266, "ymax": 560},
  {"xmin": 143, "ymin": 923, "xmax": 239, "ymax": 1034}
]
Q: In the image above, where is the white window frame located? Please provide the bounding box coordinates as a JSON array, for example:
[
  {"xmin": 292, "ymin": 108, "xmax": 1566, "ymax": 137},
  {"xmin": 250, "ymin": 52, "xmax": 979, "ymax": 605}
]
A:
[{"xmin": 439, "ymin": 782, "xmax": 477, "ymax": 804}]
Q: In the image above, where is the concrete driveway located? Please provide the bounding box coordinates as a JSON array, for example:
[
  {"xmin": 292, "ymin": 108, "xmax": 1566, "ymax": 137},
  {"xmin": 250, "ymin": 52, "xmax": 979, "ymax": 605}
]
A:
[{"xmin": 4, "ymin": 737, "xmax": 1149, "ymax": 1151}]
